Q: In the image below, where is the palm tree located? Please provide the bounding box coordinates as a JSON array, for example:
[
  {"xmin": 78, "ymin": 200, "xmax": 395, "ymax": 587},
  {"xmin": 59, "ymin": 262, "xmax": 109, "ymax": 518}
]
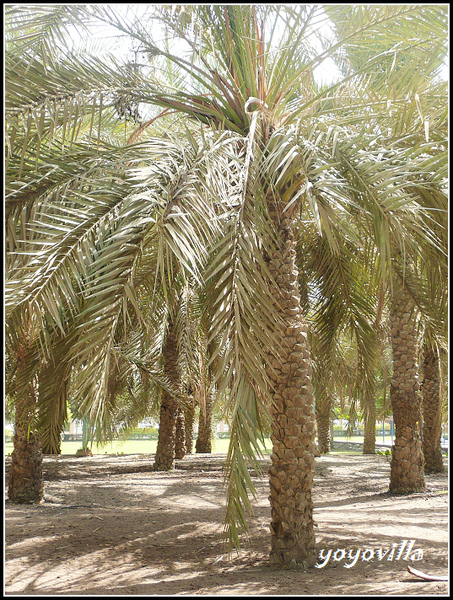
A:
[
  {"xmin": 298, "ymin": 226, "xmax": 381, "ymax": 455},
  {"xmin": 5, "ymin": 300, "xmax": 47, "ymax": 502},
  {"xmin": 195, "ymin": 390, "xmax": 214, "ymax": 454},
  {"xmin": 5, "ymin": 4, "xmax": 448, "ymax": 566},
  {"xmin": 421, "ymin": 340, "xmax": 445, "ymax": 473},
  {"xmin": 154, "ymin": 311, "xmax": 180, "ymax": 470},
  {"xmin": 5, "ymin": 0, "xmax": 233, "ymax": 485},
  {"xmin": 184, "ymin": 391, "xmax": 196, "ymax": 454},
  {"xmin": 387, "ymin": 270, "xmax": 425, "ymax": 493}
]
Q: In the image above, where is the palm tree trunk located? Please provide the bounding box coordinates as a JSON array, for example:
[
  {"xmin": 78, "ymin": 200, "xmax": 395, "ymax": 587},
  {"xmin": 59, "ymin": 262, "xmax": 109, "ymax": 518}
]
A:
[
  {"xmin": 195, "ymin": 388, "xmax": 213, "ymax": 453},
  {"xmin": 421, "ymin": 343, "xmax": 444, "ymax": 473},
  {"xmin": 174, "ymin": 406, "xmax": 186, "ymax": 459},
  {"xmin": 184, "ymin": 393, "xmax": 196, "ymax": 454},
  {"xmin": 362, "ymin": 392, "xmax": 376, "ymax": 454},
  {"xmin": 388, "ymin": 287, "xmax": 425, "ymax": 493},
  {"xmin": 8, "ymin": 346, "xmax": 44, "ymax": 503},
  {"xmin": 316, "ymin": 411, "xmax": 331, "ymax": 454},
  {"xmin": 265, "ymin": 204, "xmax": 317, "ymax": 568},
  {"xmin": 154, "ymin": 316, "xmax": 179, "ymax": 471}
]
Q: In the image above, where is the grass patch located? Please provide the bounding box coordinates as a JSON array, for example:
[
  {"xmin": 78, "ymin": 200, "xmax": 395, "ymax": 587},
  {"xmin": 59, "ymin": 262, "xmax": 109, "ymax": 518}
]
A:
[{"xmin": 4, "ymin": 437, "xmax": 364, "ymax": 457}]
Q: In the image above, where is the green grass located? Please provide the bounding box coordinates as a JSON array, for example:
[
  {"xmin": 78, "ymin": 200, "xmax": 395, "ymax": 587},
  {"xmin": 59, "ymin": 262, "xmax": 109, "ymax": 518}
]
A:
[
  {"xmin": 4, "ymin": 439, "xmax": 158, "ymax": 456},
  {"xmin": 4, "ymin": 436, "xmax": 366, "ymax": 457},
  {"xmin": 3, "ymin": 437, "xmax": 258, "ymax": 457}
]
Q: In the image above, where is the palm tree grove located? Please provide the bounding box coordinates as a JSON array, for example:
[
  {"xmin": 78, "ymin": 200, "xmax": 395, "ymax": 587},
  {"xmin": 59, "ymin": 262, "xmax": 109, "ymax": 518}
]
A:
[{"xmin": 4, "ymin": 4, "xmax": 448, "ymax": 595}]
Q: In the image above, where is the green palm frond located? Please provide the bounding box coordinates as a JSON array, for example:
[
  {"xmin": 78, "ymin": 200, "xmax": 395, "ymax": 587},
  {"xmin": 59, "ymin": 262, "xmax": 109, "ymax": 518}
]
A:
[{"xmin": 5, "ymin": 4, "xmax": 92, "ymax": 61}]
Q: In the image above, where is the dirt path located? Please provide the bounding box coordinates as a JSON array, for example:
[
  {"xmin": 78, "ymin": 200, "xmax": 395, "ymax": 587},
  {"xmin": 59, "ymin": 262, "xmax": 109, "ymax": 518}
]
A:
[{"xmin": 4, "ymin": 452, "xmax": 449, "ymax": 596}]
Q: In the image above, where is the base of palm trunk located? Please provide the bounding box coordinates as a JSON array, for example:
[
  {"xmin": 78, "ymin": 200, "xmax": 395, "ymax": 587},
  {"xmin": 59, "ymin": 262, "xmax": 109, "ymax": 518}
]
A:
[
  {"xmin": 153, "ymin": 434, "xmax": 175, "ymax": 470},
  {"xmin": 268, "ymin": 410, "xmax": 317, "ymax": 568},
  {"xmin": 75, "ymin": 448, "xmax": 93, "ymax": 457},
  {"xmin": 154, "ymin": 396, "xmax": 177, "ymax": 470},
  {"xmin": 316, "ymin": 414, "xmax": 331, "ymax": 454},
  {"xmin": 362, "ymin": 439, "xmax": 376, "ymax": 455},
  {"xmin": 424, "ymin": 452, "xmax": 445, "ymax": 474},
  {"xmin": 8, "ymin": 430, "xmax": 44, "ymax": 503},
  {"xmin": 195, "ymin": 437, "xmax": 212, "ymax": 453},
  {"xmin": 363, "ymin": 414, "xmax": 376, "ymax": 454},
  {"xmin": 269, "ymin": 459, "xmax": 317, "ymax": 568},
  {"xmin": 389, "ymin": 427, "xmax": 425, "ymax": 494}
]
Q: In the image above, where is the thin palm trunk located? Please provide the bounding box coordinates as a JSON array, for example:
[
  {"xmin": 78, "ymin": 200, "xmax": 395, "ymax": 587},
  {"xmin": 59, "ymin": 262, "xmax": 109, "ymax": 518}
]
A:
[
  {"xmin": 421, "ymin": 343, "xmax": 444, "ymax": 473},
  {"xmin": 174, "ymin": 406, "xmax": 186, "ymax": 459},
  {"xmin": 8, "ymin": 346, "xmax": 44, "ymax": 503},
  {"xmin": 266, "ymin": 200, "xmax": 317, "ymax": 568},
  {"xmin": 388, "ymin": 286, "xmax": 425, "ymax": 493},
  {"xmin": 154, "ymin": 316, "xmax": 179, "ymax": 470},
  {"xmin": 195, "ymin": 388, "xmax": 213, "ymax": 454},
  {"xmin": 316, "ymin": 410, "xmax": 331, "ymax": 454},
  {"xmin": 184, "ymin": 393, "xmax": 196, "ymax": 454},
  {"xmin": 362, "ymin": 392, "xmax": 376, "ymax": 454}
]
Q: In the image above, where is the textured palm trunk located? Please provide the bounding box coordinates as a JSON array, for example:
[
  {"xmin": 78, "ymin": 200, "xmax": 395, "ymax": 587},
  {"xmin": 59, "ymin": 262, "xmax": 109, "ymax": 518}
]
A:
[
  {"xmin": 174, "ymin": 406, "xmax": 186, "ymax": 460},
  {"xmin": 184, "ymin": 394, "xmax": 196, "ymax": 454},
  {"xmin": 195, "ymin": 389, "xmax": 213, "ymax": 453},
  {"xmin": 388, "ymin": 288, "xmax": 425, "ymax": 493},
  {"xmin": 362, "ymin": 393, "xmax": 376, "ymax": 455},
  {"xmin": 8, "ymin": 348, "xmax": 44, "ymax": 503},
  {"xmin": 154, "ymin": 317, "xmax": 179, "ymax": 471},
  {"xmin": 421, "ymin": 344, "xmax": 444, "ymax": 473},
  {"xmin": 39, "ymin": 386, "xmax": 67, "ymax": 456},
  {"xmin": 265, "ymin": 202, "xmax": 317, "ymax": 568},
  {"xmin": 316, "ymin": 412, "xmax": 331, "ymax": 454}
]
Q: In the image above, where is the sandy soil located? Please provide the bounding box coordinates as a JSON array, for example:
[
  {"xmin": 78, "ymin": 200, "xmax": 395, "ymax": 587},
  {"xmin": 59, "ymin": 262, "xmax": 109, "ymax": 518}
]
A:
[{"xmin": 4, "ymin": 451, "xmax": 449, "ymax": 596}]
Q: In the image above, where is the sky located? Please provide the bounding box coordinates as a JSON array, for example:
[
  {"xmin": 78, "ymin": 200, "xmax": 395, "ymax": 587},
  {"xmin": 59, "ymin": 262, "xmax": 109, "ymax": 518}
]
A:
[
  {"xmin": 69, "ymin": 4, "xmax": 343, "ymax": 87},
  {"xmin": 68, "ymin": 4, "xmax": 447, "ymax": 91}
]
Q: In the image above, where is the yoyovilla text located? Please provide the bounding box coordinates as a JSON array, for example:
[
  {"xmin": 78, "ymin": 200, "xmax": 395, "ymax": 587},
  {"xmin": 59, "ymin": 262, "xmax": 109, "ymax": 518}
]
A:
[{"xmin": 316, "ymin": 539, "xmax": 423, "ymax": 569}]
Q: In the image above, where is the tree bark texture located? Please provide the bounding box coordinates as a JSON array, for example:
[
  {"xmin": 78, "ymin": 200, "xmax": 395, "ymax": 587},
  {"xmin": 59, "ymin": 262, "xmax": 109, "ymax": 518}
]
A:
[
  {"xmin": 154, "ymin": 317, "xmax": 179, "ymax": 471},
  {"xmin": 421, "ymin": 344, "xmax": 444, "ymax": 473},
  {"xmin": 316, "ymin": 412, "xmax": 331, "ymax": 454},
  {"xmin": 174, "ymin": 406, "xmax": 186, "ymax": 460},
  {"xmin": 195, "ymin": 388, "xmax": 213, "ymax": 454},
  {"xmin": 184, "ymin": 394, "xmax": 196, "ymax": 454},
  {"xmin": 265, "ymin": 204, "xmax": 317, "ymax": 568},
  {"xmin": 8, "ymin": 348, "xmax": 44, "ymax": 503},
  {"xmin": 388, "ymin": 288, "xmax": 425, "ymax": 493},
  {"xmin": 362, "ymin": 393, "xmax": 376, "ymax": 455}
]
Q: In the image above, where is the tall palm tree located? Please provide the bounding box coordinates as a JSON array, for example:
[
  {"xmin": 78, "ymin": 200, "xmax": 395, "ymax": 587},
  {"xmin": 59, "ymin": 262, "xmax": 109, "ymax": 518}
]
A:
[
  {"xmin": 299, "ymin": 226, "xmax": 381, "ymax": 455},
  {"xmin": 326, "ymin": 2, "xmax": 447, "ymax": 479},
  {"xmin": 5, "ymin": 61, "xmax": 226, "ymax": 499},
  {"xmin": 387, "ymin": 270, "xmax": 425, "ymax": 493},
  {"xmin": 195, "ymin": 389, "xmax": 214, "ymax": 454},
  {"xmin": 154, "ymin": 311, "xmax": 180, "ymax": 470},
  {"xmin": 6, "ymin": 307, "xmax": 44, "ymax": 503},
  {"xmin": 5, "ymin": 4, "xmax": 447, "ymax": 565},
  {"xmin": 421, "ymin": 339, "xmax": 445, "ymax": 473}
]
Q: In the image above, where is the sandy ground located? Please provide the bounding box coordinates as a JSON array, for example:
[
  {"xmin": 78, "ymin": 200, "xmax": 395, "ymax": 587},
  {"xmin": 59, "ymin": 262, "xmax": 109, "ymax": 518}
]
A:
[{"xmin": 4, "ymin": 451, "xmax": 449, "ymax": 596}]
